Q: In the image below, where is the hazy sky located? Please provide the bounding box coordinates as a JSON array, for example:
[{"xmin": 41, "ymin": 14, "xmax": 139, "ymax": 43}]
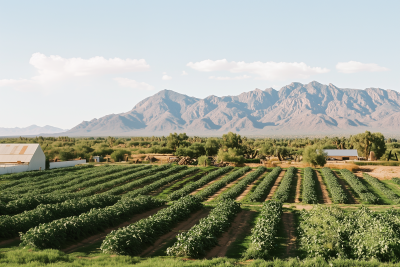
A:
[{"xmin": 1, "ymin": 1, "xmax": 399, "ymax": 129}]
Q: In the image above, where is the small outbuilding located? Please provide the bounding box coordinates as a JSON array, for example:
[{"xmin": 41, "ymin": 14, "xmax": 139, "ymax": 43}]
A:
[
  {"xmin": 324, "ymin": 149, "xmax": 359, "ymax": 161},
  {"xmin": 0, "ymin": 144, "xmax": 46, "ymax": 174}
]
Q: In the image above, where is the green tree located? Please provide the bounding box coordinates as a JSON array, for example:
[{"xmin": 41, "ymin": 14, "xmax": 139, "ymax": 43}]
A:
[
  {"xmin": 110, "ymin": 149, "xmax": 130, "ymax": 162},
  {"xmin": 197, "ymin": 155, "xmax": 211, "ymax": 166},
  {"xmin": 222, "ymin": 132, "xmax": 242, "ymax": 150},
  {"xmin": 205, "ymin": 138, "xmax": 220, "ymax": 156},
  {"xmin": 217, "ymin": 148, "xmax": 245, "ymax": 164},
  {"xmin": 302, "ymin": 145, "xmax": 327, "ymax": 167},
  {"xmin": 350, "ymin": 131, "xmax": 386, "ymax": 158}
]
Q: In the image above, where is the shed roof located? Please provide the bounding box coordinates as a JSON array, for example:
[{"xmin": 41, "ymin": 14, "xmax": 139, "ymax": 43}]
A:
[
  {"xmin": 323, "ymin": 149, "xmax": 358, "ymax": 157},
  {"xmin": 0, "ymin": 144, "xmax": 41, "ymax": 163}
]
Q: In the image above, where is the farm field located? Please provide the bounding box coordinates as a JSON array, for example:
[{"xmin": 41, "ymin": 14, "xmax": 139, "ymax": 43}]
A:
[{"xmin": 1, "ymin": 164, "xmax": 400, "ymax": 266}]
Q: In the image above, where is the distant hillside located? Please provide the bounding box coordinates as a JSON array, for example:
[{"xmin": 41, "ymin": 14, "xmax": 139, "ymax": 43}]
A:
[
  {"xmin": 66, "ymin": 81, "xmax": 400, "ymax": 136},
  {"xmin": 0, "ymin": 125, "xmax": 67, "ymax": 136}
]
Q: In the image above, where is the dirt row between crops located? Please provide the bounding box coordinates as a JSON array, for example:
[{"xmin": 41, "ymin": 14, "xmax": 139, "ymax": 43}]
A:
[
  {"xmin": 282, "ymin": 212, "xmax": 297, "ymax": 258},
  {"xmin": 206, "ymin": 170, "xmax": 255, "ymax": 202},
  {"xmin": 62, "ymin": 206, "xmax": 166, "ymax": 254},
  {"xmin": 140, "ymin": 208, "xmax": 210, "ymax": 257},
  {"xmin": 315, "ymin": 171, "xmax": 332, "ymax": 204},
  {"xmin": 294, "ymin": 173, "xmax": 302, "ymax": 203},
  {"xmin": 332, "ymin": 170, "xmax": 359, "ymax": 204},
  {"xmin": 236, "ymin": 170, "xmax": 268, "ymax": 201},
  {"xmin": 265, "ymin": 170, "xmax": 285, "ymax": 201},
  {"xmin": 190, "ymin": 171, "xmax": 232, "ymax": 195},
  {"xmin": 205, "ymin": 210, "xmax": 255, "ymax": 259}
]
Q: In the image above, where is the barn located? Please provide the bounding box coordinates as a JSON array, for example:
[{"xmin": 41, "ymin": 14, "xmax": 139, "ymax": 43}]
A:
[
  {"xmin": 0, "ymin": 144, "xmax": 46, "ymax": 174},
  {"xmin": 324, "ymin": 149, "xmax": 359, "ymax": 161}
]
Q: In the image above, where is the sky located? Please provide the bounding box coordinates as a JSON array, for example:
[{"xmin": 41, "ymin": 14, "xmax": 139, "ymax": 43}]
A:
[{"xmin": 0, "ymin": 0, "xmax": 399, "ymax": 129}]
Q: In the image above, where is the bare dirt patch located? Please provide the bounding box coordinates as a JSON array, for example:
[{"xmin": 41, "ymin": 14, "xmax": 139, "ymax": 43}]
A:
[
  {"xmin": 315, "ymin": 171, "xmax": 332, "ymax": 204},
  {"xmin": 62, "ymin": 206, "xmax": 166, "ymax": 254},
  {"xmin": 294, "ymin": 173, "xmax": 302, "ymax": 203},
  {"xmin": 356, "ymin": 166, "xmax": 400, "ymax": 180},
  {"xmin": 282, "ymin": 212, "xmax": 297, "ymax": 258},
  {"xmin": 206, "ymin": 170, "xmax": 254, "ymax": 202},
  {"xmin": 0, "ymin": 237, "xmax": 19, "ymax": 247},
  {"xmin": 332, "ymin": 171, "xmax": 359, "ymax": 204},
  {"xmin": 140, "ymin": 208, "xmax": 210, "ymax": 257},
  {"xmin": 283, "ymin": 204, "xmax": 313, "ymax": 211},
  {"xmin": 265, "ymin": 170, "xmax": 285, "ymax": 201},
  {"xmin": 205, "ymin": 210, "xmax": 255, "ymax": 259},
  {"xmin": 236, "ymin": 171, "xmax": 267, "ymax": 201}
]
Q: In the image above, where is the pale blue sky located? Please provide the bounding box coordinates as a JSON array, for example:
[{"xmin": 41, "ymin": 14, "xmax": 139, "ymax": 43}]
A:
[{"xmin": 0, "ymin": 0, "xmax": 399, "ymax": 129}]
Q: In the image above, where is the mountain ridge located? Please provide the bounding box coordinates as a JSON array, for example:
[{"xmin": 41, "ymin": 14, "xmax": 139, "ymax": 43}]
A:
[
  {"xmin": 0, "ymin": 125, "xmax": 67, "ymax": 136},
  {"xmin": 66, "ymin": 81, "xmax": 400, "ymax": 136}
]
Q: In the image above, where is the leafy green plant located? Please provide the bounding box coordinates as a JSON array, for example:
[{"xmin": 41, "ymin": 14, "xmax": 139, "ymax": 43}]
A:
[
  {"xmin": 363, "ymin": 173, "xmax": 400, "ymax": 204},
  {"xmin": 219, "ymin": 166, "xmax": 266, "ymax": 200},
  {"xmin": 320, "ymin": 168, "xmax": 348, "ymax": 204},
  {"xmin": 340, "ymin": 169, "xmax": 379, "ymax": 204},
  {"xmin": 248, "ymin": 167, "xmax": 281, "ymax": 202},
  {"xmin": 166, "ymin": 199, "xmax": 241, "ymax": 257},
  {"xmin": 101, "ymin": 195, "xmax": 202, "ymax": 255},
  {"xmin": 244, "ymin": 200, "xmax": 282, "ymax": 259},
  {"xmin": 302, "ymin": 167, "xmax": 318, "ymax": 204},
  {"xmin": 273, "ymin": 167, "xmax": 296, "ymax": 202}
]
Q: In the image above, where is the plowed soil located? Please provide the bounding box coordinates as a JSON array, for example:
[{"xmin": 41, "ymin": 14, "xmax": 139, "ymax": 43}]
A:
[
  {"xmin": 206, "ymin": 170, "xmax": 254, "ymax": 202},
  {"xmin": 236, "ymin": 170, "xmax": 267, "ymax": 201},
  {"xmin": 205, "ymin": 210, "xmax": 255, "ymax": 259},
  {"xmin": 62, "ymin": 206, "xmax": 166, "ymax": 253},
  {"xmin": 282, "ymin": 212, "xmax": 297, "ymax": 258},
  {"xmin": 265, "ymin": 170, "xmax": 285, "ymax": 201},
  {"xmin": 294, "ymin": 173, "xmax": 302, "ymax": 203},
  {"xmin": 315, "ymin": 171, "xmax": 332, "ymax": 204},
  {"xmin": 356, "ymin": 166, "xmax": 400, "ymax": 180},
  {"xmin": 140, "ymin": 208, "xmax": 210, "ymax": 257},
  {"xmin": 332, "ymin": 170, "xmax": 359, "ymax": 204}
]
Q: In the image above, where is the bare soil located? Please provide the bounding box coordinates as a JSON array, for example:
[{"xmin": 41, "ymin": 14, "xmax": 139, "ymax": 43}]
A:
[
  {"xmin": 140, "ymin": 208, "xmax": 210, "ymax": 257},
  {"xmin": 332, "ymin": 170, "xmax": 359, "ymax": 204},
  {"xmin": 265, "ymin": 170, "xmax": 285, "ymax": 201},
  {"xmin": 236, "ymin": 171, "xmax": 267, "ymax": 201},
  {"xmin": 282, "ymin": 212, "xmax": 297, "ymax": 258},
  {"xmin": 294, "ymin": 173, "xmax": 302, "ymax": 203},
  {"xmin": 315, "ymin": 171, "xmax": 332, "ymax": 204},
  {"xmin": 206, "ymin": 170, "xmax": 254, "ymax": 202},
  {"xmin": 283, "ymin": 204, "xmax": 313, "ymax": 211},
  {"xmin": 0, "ymin": 237, "xmax": 19, "ymax": 247},
  {"xmin": 205, "ymin": 210, "xmax": 255, "ymax": 259},
  {"xmin": 62, "ymin": 206, "xmax": 166, "ymax": 254},
  {"xmin": 356, "ymin": 166, "xmax": 400, "ymax": 180}
]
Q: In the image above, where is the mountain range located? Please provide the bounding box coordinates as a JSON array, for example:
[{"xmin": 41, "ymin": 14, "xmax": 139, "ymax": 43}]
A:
[
  {"xmin": 0, "ymin": 125, "xmax": 67, "ymax": 136},
  {"xmin": 64, "ymin": 81, "xmax": 400, "ymax": 136}
]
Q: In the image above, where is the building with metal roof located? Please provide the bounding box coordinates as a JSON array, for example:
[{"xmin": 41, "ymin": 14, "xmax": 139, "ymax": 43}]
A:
[
  {"xmin": 323, "ymin": 149, "xmax": 359, "ymax": 161},
  {"xmin": 0, "ymin": 144, "xmax": 45, "ymax": 174}
]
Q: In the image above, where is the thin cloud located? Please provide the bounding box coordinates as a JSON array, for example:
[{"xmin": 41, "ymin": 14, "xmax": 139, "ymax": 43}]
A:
[
  {"xmin": 114, "ymin": 77, "xmax": 154, "ymax": 91},
  {"xmin": 0, "ymin": 53, "xmax": 150, "ymax": 91},
  {"xmin": 209, "ymin": 75, "xmax": 251, "ymax": 80},
  {"xmin": 187, "ymin": 59, "xmax": 329, "ymax": 81},
  {"xmin": 182, "ymin": 70, "xmax": 188, "ymax": 75},
  {"xmin": 162, "ymin": 73, "xmax": 172, "ymax": 80},
  {"xmin": 336, "ymin": 61, "xmax": 389, "ymax": 74}
]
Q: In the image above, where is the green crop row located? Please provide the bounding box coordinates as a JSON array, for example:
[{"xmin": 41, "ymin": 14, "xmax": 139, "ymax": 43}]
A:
[
  {"xmin": 340, "ymin": 169, "xmax": 379, "ymax": 204},
  {"xmin": 302, "ymin": 167, "xmax": 317, "ymax": 204},
  {"xmin": 100, "ymin": 195, "xmax": 203, "ymax": 256},
  {"xmin": 274, "ymin": 167, "xmax": 296, "ymax": 202},
  {"xmin": 4, "ymin": 165, "xmax": 149, "ymax": 198},
  {"xmin": 393, "ymin": 178, "xmax": 400, "ymax": 185},
  {"xmin": 320, "ymin": 168, "xmax": 348, "ymax": 204},
  {"xmin": 219, "ymin": 167, "xmax": 266, "ymax": 201},
  {"xmin": 0, "ymin": 165, "xmax": 170, "ymax": 215},
  {"xmin": 244, "ymin": 200, "xmax": 282, "ymax": 259},
  {"xmin": 122, "ymin": 167, "xmax": 199, "ymax": 198},
  {"xmin": 196, "ymin": 167, "xmax": 251, "ymax": 200},
  {"xmin": 4, "ymin": 165, "xmax": 135, "ymax": 195},
  {"xmin": 248, "ymin": 167, "xmax": 282, "ymax": 202},
  {"xmin": 0, "ymin": 194, "xmax": 120, "ymax": 238},
  {"xmin": 20, "ymin": 195, "xmax": 165, "ymax": 249},
  {"xmin": 168, "ymin": 166, "xmax": 233, "ymax": 200},
  {"xmin": 363, "ymin": 173, "xmax": 400, "ymax": 204},
  {"xmin": 299, "ymin": 205, "xmax": 400, "ymax": 261},
  {"xmin": 166, "ymin": 199, "xmax": 241, "ymax": 258}
]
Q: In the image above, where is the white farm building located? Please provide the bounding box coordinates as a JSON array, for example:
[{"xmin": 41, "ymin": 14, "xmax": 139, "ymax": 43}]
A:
[{"xmin": 0, "ymin": 144, "xmax": 45, "ymax": 175}]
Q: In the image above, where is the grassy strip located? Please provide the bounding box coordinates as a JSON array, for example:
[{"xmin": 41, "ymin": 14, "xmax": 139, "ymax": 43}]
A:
[{"xmin": 363, "ymin": 173, "xmax": 400, "ymax": 204}]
